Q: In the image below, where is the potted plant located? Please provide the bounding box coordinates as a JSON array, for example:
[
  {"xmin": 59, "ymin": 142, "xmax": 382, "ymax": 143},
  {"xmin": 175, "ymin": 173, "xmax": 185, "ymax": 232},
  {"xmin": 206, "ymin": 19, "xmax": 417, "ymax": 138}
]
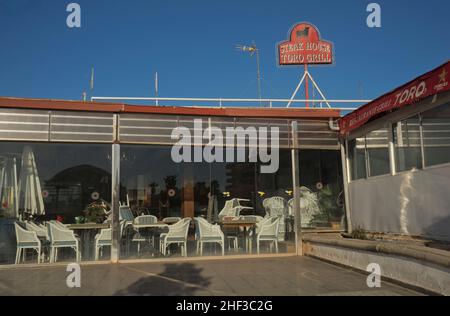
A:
[
  {"xmin": 83, "ymin": 200, "xmax": 109, "ymax": 223},
  {"xmin": 315, "ymin": 184, "xmax": 345, "ymax": 229}
]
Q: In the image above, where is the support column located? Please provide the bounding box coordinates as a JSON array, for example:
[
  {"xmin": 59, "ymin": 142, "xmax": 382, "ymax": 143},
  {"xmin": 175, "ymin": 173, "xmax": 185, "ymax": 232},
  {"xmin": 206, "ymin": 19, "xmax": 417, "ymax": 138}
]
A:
[
  {"xmin": 111, "ymin": 143, "xmax": 120, "ymax": 263},
  {"xmin": 291, "ymin": 121, "xmax": 302, "ymax": 256},
  {"xmin": 340, "ymin": 139, "xmax": 352, "ymax": 233},
  {"xmin": 387, "ymin": 122, "xmax": 396, "ymax": 175}
]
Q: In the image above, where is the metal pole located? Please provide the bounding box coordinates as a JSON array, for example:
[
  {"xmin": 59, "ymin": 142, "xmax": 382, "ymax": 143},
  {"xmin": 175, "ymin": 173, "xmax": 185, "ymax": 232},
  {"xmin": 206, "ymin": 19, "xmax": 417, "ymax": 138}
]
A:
[
  {"xmin": 255, "ymin": 47, "xmax": 262, "ymax": 107},
  {"xmin": 111, "ymin": 143, "xmax": 120, "ymax": 263},
  {"xmin": 91, "ymin": 96, "xmax": 370, "ymax": 105},
  {"xmin": 286, "ymin": 72, "xmax": 308, "ymax": 108},
  {"xmin": 155, "ymin": 72, "xmax": 159, "ymax": 106},
  {"xmin": 387, "ymin": 122, "xmax": 396, "ymax": 175},
  {"xmin": 291, "ymin": 121, "xmax": 303, "ymax": 255},
  {"xmin": 307, "ymin": 71, "xmax": 332, "ymax": 108},
  {"xmin": 304, "ymin": 65, "xmax": 309, "ymax": 108},
  {"xmin": 419, "ymin": 114, "xmax": 426, "ymax": 169},
  {"xmin": 340, "ymin": 139, "xmax": 352, "ymax": 233}
]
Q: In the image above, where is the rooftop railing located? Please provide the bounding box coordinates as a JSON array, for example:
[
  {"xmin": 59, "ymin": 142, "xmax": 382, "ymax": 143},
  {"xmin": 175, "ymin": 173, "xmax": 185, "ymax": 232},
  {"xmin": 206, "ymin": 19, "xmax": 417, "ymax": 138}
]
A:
[{"xmin": 91, "ymin": 96, "xmax": 370, "ymax": 112}]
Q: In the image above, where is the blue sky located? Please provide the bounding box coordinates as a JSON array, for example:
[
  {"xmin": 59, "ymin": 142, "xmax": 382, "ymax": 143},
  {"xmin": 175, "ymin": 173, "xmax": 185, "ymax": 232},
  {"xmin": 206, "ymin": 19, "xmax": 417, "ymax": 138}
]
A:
[{"xmin": 0, "ymin": 0, "xmax": 449, "ymax": 107}]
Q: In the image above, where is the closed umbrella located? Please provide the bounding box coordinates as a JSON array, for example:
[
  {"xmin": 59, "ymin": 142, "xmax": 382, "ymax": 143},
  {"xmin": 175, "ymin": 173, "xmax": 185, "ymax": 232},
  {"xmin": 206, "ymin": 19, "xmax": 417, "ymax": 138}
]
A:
[
  {"xmin": 18, "ymin": 146, "xmax": 45, "ymax": 217},
  {"xmin": 206, "ymin": 193, "xmax": 218, "ymax": 223},
  {"xmin": 0, "ymin": 155, "xmax": 19, "ymax": 218}
]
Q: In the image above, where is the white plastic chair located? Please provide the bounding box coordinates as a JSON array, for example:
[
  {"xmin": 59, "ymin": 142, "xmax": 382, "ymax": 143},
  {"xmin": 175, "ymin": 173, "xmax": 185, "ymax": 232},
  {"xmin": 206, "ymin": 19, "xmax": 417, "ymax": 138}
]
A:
[
  {"xmin": 49, "ymin": 220, "xmax": 68, "ymax": 230},
  {"xmin": 47, "ymin": 222, "xmax": 81, "ymax": 262},
  {"xmin": 218, "ymin": 198, "xmax": 253, "ymax": 220},
  {"xmin": 288, "ymin": 187, "xmax": 321, "ymax": 227},
  {"xmin": 119, "ymin": 205, "xmax": 135, "ymax": 222},
  {"xmin": 194, "ymin": 217, "xmax": 225, "ymax": 256},
  {"xmin": 133, "ymin": 215, "xmax": 157, "ymax": 225},
  {"xmin": 25, "ymin": 221, "xmax": 48, "ymax": 240},
  {"xmin": 263, "ymin": 197, "xmax": 287, "ymax": 217},
  {"xmin": 158, "ymin": 218, "xmax": 188, "ymax": 250},
  {"xmin": 15, "ymin": 223, "xmax": 42, "ymax": 264},
  {"xmin": 131, "ymin": 215, "xmax": 158, "ymax": 254},
  {"xmin": 262, "ymin": 197, "xmax": 287, "ymax": 241},
  {"xmin": 256, "ymin": 217, "xmax": 280, "ymax": 254},
  {"xmin": 119, "ymin": 219, "xmax": 140, "ymax": 257},
  {"xmin": 159, "ymin": 218, "xmax": 191, "ymax": 257},
  {"xmin": 163, "ymin": 217, "xmax": 181, "ymax": 224},
  {"xmin": 94, "ymin": 228, "xmax": 111, "ymax": 260}
]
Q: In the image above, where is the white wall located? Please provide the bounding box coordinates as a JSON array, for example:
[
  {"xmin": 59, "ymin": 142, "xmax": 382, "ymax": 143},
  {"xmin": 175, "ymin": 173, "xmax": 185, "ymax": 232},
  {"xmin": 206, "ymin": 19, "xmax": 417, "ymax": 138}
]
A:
[{"xmin": 349, "ymin": 164, "xmax": 450, "ymax": 241}]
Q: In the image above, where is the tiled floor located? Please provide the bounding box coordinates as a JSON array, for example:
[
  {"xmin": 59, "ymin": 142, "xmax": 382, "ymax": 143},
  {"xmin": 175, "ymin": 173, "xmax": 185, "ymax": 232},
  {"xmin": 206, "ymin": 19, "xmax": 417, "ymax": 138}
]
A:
[{"xmin": 0, "ymin": 256, "xmax": 424, "ymax": 296}]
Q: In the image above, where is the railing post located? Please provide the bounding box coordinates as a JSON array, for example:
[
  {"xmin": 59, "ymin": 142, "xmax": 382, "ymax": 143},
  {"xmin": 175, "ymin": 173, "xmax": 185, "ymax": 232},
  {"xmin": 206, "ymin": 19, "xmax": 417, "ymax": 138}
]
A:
[
  {"xmin": 340, "ymin": 139, "xmax": 352, "ymax": 233},
  {"xmin": 291, "ymin": 121, "xmax": 302, "ymax": 256}
]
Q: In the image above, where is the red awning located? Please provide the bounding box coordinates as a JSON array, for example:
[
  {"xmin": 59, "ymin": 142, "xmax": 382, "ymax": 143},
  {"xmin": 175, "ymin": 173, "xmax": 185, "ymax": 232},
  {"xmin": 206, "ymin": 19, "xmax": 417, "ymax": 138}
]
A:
[{"xmin": 339, "ymin": 60, "xmax": 450, "ymax": 135}]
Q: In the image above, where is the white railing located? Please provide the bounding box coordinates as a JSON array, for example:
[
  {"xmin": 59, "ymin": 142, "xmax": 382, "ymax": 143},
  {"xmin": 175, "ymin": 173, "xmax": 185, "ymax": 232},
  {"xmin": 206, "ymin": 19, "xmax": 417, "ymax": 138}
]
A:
[{"xmin": 91, "ymin": 96, "xmax": 370, "ymax": 111}]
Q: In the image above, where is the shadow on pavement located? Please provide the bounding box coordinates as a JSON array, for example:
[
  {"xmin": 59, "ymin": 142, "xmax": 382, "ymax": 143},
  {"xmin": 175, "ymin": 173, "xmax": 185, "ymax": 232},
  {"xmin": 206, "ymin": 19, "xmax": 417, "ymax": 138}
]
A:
[{"xmin": 114, "ymin": 262, "xmax": 211, "ymax": 295}]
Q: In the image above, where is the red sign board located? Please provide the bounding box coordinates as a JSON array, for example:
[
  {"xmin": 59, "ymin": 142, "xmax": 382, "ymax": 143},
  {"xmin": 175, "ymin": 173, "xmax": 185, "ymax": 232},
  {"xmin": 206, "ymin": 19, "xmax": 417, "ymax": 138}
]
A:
[
  {"xmin": 339, "ymin": 61, "xmax": 450, "ymax": 135},
  {"xmin": 278, "ymin": 23, "xmax": 333, "ymax": 66}
]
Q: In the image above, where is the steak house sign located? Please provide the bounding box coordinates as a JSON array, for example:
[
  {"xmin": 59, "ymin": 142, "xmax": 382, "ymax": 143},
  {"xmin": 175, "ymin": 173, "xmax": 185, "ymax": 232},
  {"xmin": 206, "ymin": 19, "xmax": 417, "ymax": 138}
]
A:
[
  {"xmin": 339, "ymin": 61, "xmax": 450, "ymax": 135},
  {"xmin": 278, "ymin": 22, "xmax": 333, "ymax": 65}
]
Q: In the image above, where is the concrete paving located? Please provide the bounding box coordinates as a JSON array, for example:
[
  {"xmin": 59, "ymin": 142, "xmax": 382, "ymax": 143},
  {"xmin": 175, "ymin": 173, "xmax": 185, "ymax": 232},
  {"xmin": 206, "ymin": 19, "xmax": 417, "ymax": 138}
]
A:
[{"xmin": 0, "ymin": 256, "xmax": 424, "ymax": 296}]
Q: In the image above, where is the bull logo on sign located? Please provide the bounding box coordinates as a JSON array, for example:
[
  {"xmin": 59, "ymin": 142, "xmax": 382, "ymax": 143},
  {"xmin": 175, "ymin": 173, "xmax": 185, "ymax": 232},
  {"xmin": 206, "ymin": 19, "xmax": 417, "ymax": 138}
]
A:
[{"xmin": 296, "ymin": 27, "xmax": 309, "ymax": 38}]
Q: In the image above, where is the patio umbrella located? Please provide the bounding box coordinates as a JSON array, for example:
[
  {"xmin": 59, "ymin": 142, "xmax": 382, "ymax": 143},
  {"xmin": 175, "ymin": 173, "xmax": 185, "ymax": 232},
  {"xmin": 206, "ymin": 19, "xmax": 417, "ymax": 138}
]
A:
[
  {"xmin": 0, "ymin": 155, "xmax": 19, "ymax": 218},
  {"xmin": 206, "ymin": 193, "xmax": 218, "ymax": 223},
  {"xmin": 18, "ymin": 146, "xmax": 45, "ymax": 216}
]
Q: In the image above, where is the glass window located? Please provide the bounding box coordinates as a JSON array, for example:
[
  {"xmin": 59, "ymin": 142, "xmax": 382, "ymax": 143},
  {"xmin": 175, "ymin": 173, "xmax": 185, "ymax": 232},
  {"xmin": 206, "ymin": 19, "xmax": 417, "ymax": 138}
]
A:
[
  {"xmin": 393, "ymin": 115, "xmax": 422, "ymax": 172},
  {"xmin": 119, "ymin": 145, "xmax": 296, "ymax": 259},
  {"xmin": 0, "ymin": 142, "xmax": 111, "ymax": 265},
  {"xmin": 366, "ymin": 128, "xmax": 390, "ymax": 176},
  {"xmin": 348, "ymin": 137, "xmax": 367, "ymax": 180},
  {"xmin": 213, "ymin": 148, "xmax": 295, "ymax": 251},
  {"xmin": 422, "ymin": 102, "xmax": 450, "ymax": 167},
  {"xmin": 298, "ymin": 150, "xmax": 345, "ymax": 230}
]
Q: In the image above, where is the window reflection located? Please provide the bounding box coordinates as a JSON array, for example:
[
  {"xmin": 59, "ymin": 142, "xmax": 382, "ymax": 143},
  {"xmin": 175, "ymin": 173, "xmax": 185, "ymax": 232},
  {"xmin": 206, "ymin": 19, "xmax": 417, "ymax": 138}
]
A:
[
  {"xmin": 299, "ymin": 150, "xmax": 345, "ymax": 229},
  {"xmin": 348, "ymin": 137, "xmax": 367, "ymax": 180},
  {"xmin": 1, "ymin": 142, "xmax": 346, "ymax": 264},
  {"xmin": 0, "ymin": 142, "xmax": 111, "ymax": 264},
  {"xmin": 119, "ymin": 145, "xmax": 301, "ymax": 259},
  {"xmin": 366, "ymin": 128, "xmax": 390, "ymax": 176},
  {"xmin": 393, "ymin": 115, "xmax": 422, "ymax": 172},
  {"xmin": 422, "ymin": 102, "xmax": 450, "ymax": 167}
]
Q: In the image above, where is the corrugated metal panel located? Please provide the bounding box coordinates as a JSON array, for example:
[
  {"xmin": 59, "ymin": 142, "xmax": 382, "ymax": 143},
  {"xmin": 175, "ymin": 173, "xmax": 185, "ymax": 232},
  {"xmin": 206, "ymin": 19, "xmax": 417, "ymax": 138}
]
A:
[
  {"xmin": 119, "ymin": 114, "xmax": 338, "ymax": 149},
  {"xmin": 235, "ymin": 117, "xmax": 290, "ymax": 148},
  {"xmin": 295, "ymin": 120, "xmax": 340, "ymax": 149},
  {"xmin": 119, "ymin": 114, "xmax": 296, "ymax": 148},
  {"xmin": 119, "ymin": 113, "xmax": 181, "ymax": 145},
  {"xmin": 0, "ymin": 108, "xmax": 339, "ymax": 148},
  {"xmin": 49, "ymin": 111, "xmax": 114, "ymax": 143},
  {"xmin": 0, "ymin": 108, "xmax": 49, "ymax": 141},
  {"xmin": 177, "ymin": 115, "xmax": 210, "ymax": 146}
]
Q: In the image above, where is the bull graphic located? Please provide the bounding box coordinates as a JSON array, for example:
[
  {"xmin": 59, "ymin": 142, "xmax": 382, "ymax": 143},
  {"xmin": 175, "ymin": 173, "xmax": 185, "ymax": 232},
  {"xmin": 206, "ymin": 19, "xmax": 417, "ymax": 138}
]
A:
[{"xmin": 296, "ymin": 27, "xmax": 310, "ymax": 38}]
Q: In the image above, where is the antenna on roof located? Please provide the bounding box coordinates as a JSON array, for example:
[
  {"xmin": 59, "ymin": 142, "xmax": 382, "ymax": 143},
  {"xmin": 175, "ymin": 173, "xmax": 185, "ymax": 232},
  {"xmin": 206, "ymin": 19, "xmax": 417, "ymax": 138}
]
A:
[
  {"xmin": 155, "ymin": 72, "xmax": 159, "ymax": 106},
  {"xmin": 90, "ymin": 67, "xmax": 94, "ymax": 92},
  {"xmin": 236, "ymin": 41, "xmax": 263, "ymax": 107}
]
